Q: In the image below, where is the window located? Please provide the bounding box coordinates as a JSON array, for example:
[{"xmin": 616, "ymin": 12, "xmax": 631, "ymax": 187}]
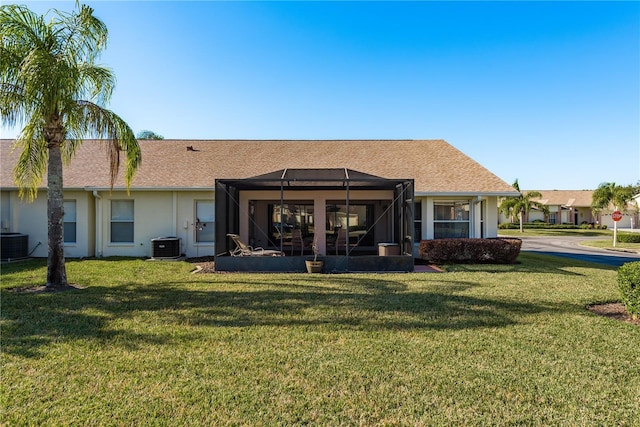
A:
[
  {"xmin": 549, "ymin": 213, "xmax": 557, "ymax": 224},
  {"xmin": 269, "ymin": 202, "xmax": 315, "ymax": 240},
  {"xmin": 414, "ymin": 201, "xmax": 422, "ymax": 241},
  {"xmin": 433, "ymin": 200, "xmax": 470, "ymax": 239},
  {"xmin": 63, "ymin": 200, "xmax": 76, "ymax": 243},
  {"xmin": 195, "ymin": 200, "xmax": 214, "ymax": 243},
  {"xmin": 111, "ymin": 200, "xmax": 134, "ymax": 243},
  {"xmin": 326, "ymin": 203, "xmax": 374, "ymax": 246}
]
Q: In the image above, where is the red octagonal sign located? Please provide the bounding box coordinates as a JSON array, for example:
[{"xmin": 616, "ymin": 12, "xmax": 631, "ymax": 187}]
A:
[{"xmin": 612, "ymin": 211, "xmax": 623, "ymax": 222}]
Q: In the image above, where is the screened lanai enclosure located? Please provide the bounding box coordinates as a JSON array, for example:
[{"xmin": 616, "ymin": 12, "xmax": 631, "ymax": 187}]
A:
[{"xmin": 215, "ymin": 169, "xmax": 414, "ymax": 272}]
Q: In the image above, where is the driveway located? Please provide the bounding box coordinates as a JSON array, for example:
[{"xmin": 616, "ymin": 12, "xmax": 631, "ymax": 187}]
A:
[{"xmin": 510, "ymin": 235, "xmax": 640, "ymax": 267}]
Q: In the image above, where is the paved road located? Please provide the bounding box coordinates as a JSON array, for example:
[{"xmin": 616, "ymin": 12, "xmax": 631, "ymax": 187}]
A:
[{"xmin": 514, "ymin": 235, "xmax": 640, "ymax": 267}]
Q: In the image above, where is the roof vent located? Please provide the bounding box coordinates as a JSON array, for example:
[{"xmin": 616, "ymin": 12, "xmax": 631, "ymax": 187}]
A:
[{"xmin": 186, "ymin": 146, "xmax": 199, "ymax": 152}]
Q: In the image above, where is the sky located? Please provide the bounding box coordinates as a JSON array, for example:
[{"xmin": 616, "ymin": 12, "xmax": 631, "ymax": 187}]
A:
[{"xmin": 2, "ymin": 1, "xmax": 639, "ymax": 191}]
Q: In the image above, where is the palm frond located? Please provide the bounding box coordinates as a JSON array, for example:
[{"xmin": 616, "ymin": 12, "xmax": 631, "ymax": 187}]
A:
[
  {"xmin": 77, "ymin": 63, "xmax": 115, "ymax": 105},
  {"xmin": 51, "ymin": 3, "xmax": 108, "ymax": 64},
  {"xmin": 67, "ymin": 100, "xmax": 141, "ymax": 189},
  {"xmin": 13, "ymin": 121, "xmax": 47, "ymax": 200}
]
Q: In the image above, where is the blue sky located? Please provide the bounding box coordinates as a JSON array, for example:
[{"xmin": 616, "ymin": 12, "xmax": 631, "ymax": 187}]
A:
[{"xmin": 3, "ymin": 1, "xmax": 639, "ymax": 190}]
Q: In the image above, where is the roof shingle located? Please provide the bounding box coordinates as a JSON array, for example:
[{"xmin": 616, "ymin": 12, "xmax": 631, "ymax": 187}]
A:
[{"xmin": 0, "ymin": 139, "xmax": 517, "ymax": 195}]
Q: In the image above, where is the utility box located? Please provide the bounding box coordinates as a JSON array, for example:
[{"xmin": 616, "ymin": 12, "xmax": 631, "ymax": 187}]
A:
[
  {"xmin": 378, "ymin": 243, "xmax": 400, "ymax": 256},
  {"xmin": 151, "ymin": 237, "xmax": 181, "ymax": 259}
]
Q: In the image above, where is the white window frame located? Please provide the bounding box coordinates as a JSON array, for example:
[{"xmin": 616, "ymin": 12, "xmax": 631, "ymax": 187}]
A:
[
  {"xmin": 63, "ymin": 200, "xmax": 77, "ymax": 244},
  {"xmin": 433, "ymin": 200, "xmax": 470, "ymax": 239},
  {"xmin": 110, "ymin": 200, "xmax": 134, "ymax": 244}
]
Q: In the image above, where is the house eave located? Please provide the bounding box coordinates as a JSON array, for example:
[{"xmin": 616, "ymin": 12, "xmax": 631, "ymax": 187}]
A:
[
  {"xmin": 415, "ymin": 191, "xmax": 520, "ymax": 198},
  {"xmin": 85, "ymin": 186, "xmax": 215, "ymax": 192}
]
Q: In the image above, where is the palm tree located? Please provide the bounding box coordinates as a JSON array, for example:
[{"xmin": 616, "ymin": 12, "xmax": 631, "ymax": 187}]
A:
[
  {"xmin": 0, "ymin": 4, "xmax": 141, "ymax": 289},
  {"xmin": 591, "ymin": 182, "xmax": 635, "ymax": 247},
  {"xmin": 499, "ymin": 179, "xmax": 547, "ymax": 233}
]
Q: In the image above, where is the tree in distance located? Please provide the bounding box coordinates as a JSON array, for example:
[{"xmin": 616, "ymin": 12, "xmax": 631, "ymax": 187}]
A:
[{"xmin": 136, "ymin": 130, "xmax": 164, "ymax": 140}]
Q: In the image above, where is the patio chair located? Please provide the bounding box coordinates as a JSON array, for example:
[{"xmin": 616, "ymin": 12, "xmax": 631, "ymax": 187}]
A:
[{"xmin": 227, "ymin": 234, "xmax": 284, "ymax": 257}]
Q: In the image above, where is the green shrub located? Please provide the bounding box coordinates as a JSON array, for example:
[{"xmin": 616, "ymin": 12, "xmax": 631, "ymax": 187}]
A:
[
  {"xmin": 547, "ymin": 224, "xmax": 579, "ymax": 229},
  {"xmin": 617, "ymin": 233, "xmax": 640, "ymax": 243},
  {"xmin": 498, "ymin": 223, "xmax": 579, "ymax": 230},
  {"xmin": 617, "ymin": 262, "xmax": 640, "ymax": 319},
  {"xmin": 418, "ymin": 238, "xmax": 522, "ymax": 264}
]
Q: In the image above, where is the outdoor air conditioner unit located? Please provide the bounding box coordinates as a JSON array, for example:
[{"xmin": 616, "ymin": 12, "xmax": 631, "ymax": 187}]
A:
[{"xmin": 151, "ymin": 237, "xmax": 181, "ymax": 259}]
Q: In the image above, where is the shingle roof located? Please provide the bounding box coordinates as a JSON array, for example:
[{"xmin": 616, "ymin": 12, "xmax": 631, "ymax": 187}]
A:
[
  {"xmin": 530, "ymin": 190, "xmax": 594, "ymax": 207},
  {"xmin": 0, "ymin": 139, "xmax": 518, "ymax": 195}
]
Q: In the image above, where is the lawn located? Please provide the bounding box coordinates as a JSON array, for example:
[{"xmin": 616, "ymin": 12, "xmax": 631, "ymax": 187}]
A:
[
  {"xmin": 2, "ymin": 254, "xmax": 639, "ymax": 426},
  {"xmin": 498, "ymin": 228, "xmax": 612, "ymax": 237}
]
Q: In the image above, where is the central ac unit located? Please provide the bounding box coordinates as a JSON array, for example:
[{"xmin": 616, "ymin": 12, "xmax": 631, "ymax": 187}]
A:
[{"xmin": 151, "ymin": 237, "xmax": 181, "ymax": 259}]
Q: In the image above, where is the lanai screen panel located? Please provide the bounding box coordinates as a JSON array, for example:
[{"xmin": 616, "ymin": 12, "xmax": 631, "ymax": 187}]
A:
[{"xmin": 215, "ymin": 169, "xmax": 414, "ymax": 256}]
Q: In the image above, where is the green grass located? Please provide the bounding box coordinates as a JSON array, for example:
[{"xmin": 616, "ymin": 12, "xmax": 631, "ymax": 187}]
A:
[
  {"xmin": 2, "ymin": 255, "xmax": 639, "ymax": 426},
  {"xmin": 581, "ymin": 239, "xmax": 640, "ymax": 252},
  {"xmin": 498, "ymin": 228, "xmax": 611, "ymax": 237}
]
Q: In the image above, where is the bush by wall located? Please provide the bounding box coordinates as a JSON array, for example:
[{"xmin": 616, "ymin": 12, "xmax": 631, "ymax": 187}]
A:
[
  {"xmin": 617, "ymin": 262, "xmax": 640, "ymax": 319},
  {"xmin": 498, "ymin": 223, "xmax": 580, "ymax": 230},
  {"xmin": 419, "ymin": 238, "xmax": 522, "ymax": 264},
  {"xmin": 617, "ymin": 233, "xmax": 640, "ymax": 244}
]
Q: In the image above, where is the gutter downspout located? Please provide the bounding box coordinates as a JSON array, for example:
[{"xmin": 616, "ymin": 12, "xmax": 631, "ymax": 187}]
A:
[{"xmin": 93, "ymin": 191, "xmax": 103, "ymax": 258}]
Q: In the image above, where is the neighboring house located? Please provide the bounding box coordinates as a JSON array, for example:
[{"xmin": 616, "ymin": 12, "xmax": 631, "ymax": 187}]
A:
[
  {"xmin": 1, "ymin": 139, "xmax": 518, "ymax": 264},
  {"xmin": 530, "ymin": 190, "xmax": 595, "ymax": 225},
  {"xmin": 498, "ymin": 189, "xmax": 638, "ymax": 229}
]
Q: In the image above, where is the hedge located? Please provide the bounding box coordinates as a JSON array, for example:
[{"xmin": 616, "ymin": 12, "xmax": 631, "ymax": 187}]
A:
[
  {"xmin": 617, "ymin": 233, "xmax": 640, "ymax": 244},
  {"xmin": 419, "ymin": 238, "xmax": 522, "ymax": 264},
  {"xmin": 498, "ymin": 223, "xmax": 580, "ymax": 230},
  {"xmin": 617, "ymin": 262, "xmax": 640, "ymax": 319}
]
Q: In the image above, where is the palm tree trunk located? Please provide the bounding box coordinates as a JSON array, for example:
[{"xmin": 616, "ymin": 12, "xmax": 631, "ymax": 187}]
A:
[
  {"xmin": 45, "ymin": 122, "xmax": 68, "ymax": 289},
  {"xmin": 519, "ymin": 211, "xmax": 524, "ymax": 233}
]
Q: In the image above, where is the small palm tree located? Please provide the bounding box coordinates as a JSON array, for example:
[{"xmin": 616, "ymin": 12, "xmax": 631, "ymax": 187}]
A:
[
  {"xmin": 0, "ymin": 4, "xmax": 141, "ymax": 289},
  {"xmin": 591, "ymin": 182, "xmax": 635, "ymax": 246},
  {"xmin": 498, "ymin": 179, "xmax": 547, "ymax": 233}
]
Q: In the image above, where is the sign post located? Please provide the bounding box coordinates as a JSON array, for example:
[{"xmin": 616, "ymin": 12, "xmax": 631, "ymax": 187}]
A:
[{"xmin": 612, "ymin": 210, "xmax": 623, "ymax": 247}]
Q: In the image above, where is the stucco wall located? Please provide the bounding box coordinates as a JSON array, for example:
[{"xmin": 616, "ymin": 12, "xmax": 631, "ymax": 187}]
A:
[
  {"xmin": 95, "ymin": 190, "xmax": 215, "ymax": 258},
  {"xmin": 176, "ymin": 191, "xmax": 215, "ymax": 258},
  {"xmin": 1, "ymin": 189, "xmax": 93, "ymax": 258}
]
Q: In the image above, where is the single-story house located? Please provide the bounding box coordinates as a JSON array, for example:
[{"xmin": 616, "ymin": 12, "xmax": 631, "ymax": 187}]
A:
[
  {"xmin": 498, "ymin": 189, "xmax": 638, "ymax": 229},
  {"xmin": 1, "ymin": 139, "xmax": 518, "ymax": 271},
  {"xmin": 529, "ymin": 190, "xmax": 596, "ymax": 225}
]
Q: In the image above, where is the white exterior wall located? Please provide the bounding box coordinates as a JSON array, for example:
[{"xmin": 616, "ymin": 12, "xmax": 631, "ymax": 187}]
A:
[
  {"xmin": 0, "ymin": 189, "xmax": 93, "ymax": 258},
  {"xmin": 8, "ymin": 190, "xmax": 47, "ymax": 257},
  {"xmin": 429, "ymin": 196, "xmax": 499, "ymax": 240},
  {"xmin": 63, "ymin": 191, "xmax": 94, "ymax": 258},
  {"xmin": 416, "ymin": 195, "xmax": 499, "ymax": 252},
  {"xmin": 484, "ymin": 196, "xmax": 499, "ymax": 238},
  {"xmin": 95, "ymin": 189, "xmax": 215, "ymax": 258},
  {"xmin": 98, "ymin": 191, "xmax": 173, "ymax": 258},
  {"xmin": 175, "ymin": 191, "xmax": 215, "ymax": 258},
  {"xmin": 599, "ymin": 213, "xmax": 633, "ymax": 229},
  {"xmin": 1, "ymin": 188, "xmax": 506, "ymax": 260}
]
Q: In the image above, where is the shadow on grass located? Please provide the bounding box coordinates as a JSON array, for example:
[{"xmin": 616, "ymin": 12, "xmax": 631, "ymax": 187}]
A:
[
  {"xmin": 444, "ymin": 252, "xmax": 621, "ymax": 274},
  {"xmin": 2, "ymin": 270, "xmax": 575, "ymax": 358}
]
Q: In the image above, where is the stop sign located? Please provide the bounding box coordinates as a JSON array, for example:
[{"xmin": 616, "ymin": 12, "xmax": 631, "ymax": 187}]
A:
[{"xmin": 612, "ymin": 211, "xmax": 623, "ymax": 222}]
